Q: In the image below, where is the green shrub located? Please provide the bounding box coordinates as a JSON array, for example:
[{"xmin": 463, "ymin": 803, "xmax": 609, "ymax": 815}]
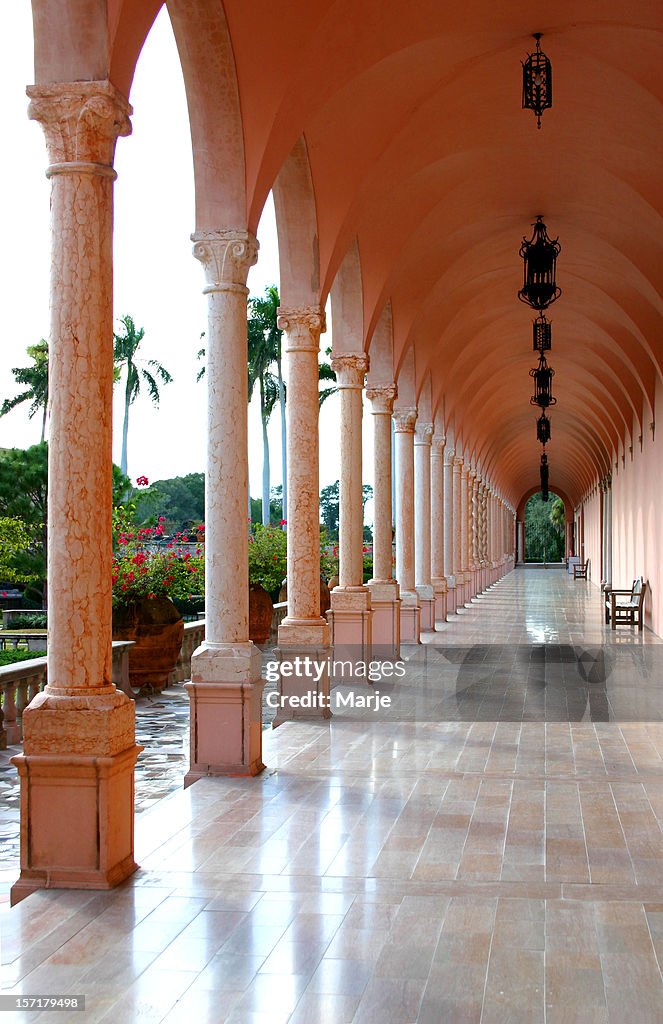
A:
[
  {"xmin": 0, "ymin": 649, "xmax": 46, "ymax": 666},
  {"xmin": 7, "ymin": 611, "xmax": 47, "ymax": 629}
]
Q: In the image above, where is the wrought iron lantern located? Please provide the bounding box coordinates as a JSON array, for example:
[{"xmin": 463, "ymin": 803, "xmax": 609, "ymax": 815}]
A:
[
  {"xmin": 540, "ymin": 452, "xmax": 549, "ymax": 501},
  {"xmin": 533, "ymin": 314, "xmax": 552, "ymax": 352},
  {"xmin": 530, "ymin": 352, "xmax": 556, "ymax": 408},
  {"xmin": 522, "ymin": 34, "xmax": 552, "ymax": 129},
  {"xmin": 518, "ymin": 216, "xmax": 561, "ymax": 310},
  {"xmin": 536, "ymin": 412, "xmax": 551, "ymax": 445}
]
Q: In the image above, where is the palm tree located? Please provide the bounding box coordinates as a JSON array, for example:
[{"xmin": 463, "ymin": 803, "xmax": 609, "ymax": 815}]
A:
[
  {"xmin": 319, "ymin": 346, "xmax": 337, "ymax": 407},
  {"xmin": 249, "ymin": 287, "xmax": 286, "ymax": 522},
  {"xmin": 113, "ymin": 315, "xmax": 173, "ymax": 476},
  {"xmin": 0, "ymin": 340, "xmax": 49, "ymax": 442},
  {"xmin": 248, "ymin": 312, "xmax": 280, "ymax": 525}
]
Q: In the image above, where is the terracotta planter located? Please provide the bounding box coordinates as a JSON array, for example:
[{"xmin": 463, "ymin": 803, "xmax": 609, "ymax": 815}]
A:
[
  {"xmin": 278, "ymin": 577, "xmax": 332, "ymax": 616},
  {"xmin": 249, "ymin": 584, "xmax": 273, "ymax": 644},
  {"xmin": 112, "ymin": 595, "xmax": 184, "ymax": 694}
]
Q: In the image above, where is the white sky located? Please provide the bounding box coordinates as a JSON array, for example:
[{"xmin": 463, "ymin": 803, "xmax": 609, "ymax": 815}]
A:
[{"xmin": 1, "ymin": 6, "xmax": 374, "ymax": 514}]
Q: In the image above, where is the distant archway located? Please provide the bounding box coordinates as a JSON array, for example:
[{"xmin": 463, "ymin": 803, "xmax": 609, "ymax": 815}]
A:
[{"xmin": 524, "ymin": 492, "xmax": 565, "ymax": 563}]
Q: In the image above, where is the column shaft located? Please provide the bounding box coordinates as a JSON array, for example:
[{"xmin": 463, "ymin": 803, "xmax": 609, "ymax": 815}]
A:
[
  {"xmin": 444, "ymin": 447, "xmax": 456, "ymax": 613},
  {"xmin": 366, "ymin": 386, "xmax": 400, "ymax": 657},
  {"xmin": 430, "ymin": 435, "xmax": 447, "ymax": 621},
  {"xmin": 187, "ymin": 230, "xmax": 264, "ymax": 781},
  {"xmin": 394, "ymin": 408, "xmax": 420, "ymax": 642},
  {"xmin": 12, "ymin": 82, "xmax": 139, "ymax": 904},
  {"xmin": 414, "ymin": 422, "xmax": 435, "ymax": 630},
  {"xmin": 453, "ymin": 456, "xmax": 464, "ymax": 607}
]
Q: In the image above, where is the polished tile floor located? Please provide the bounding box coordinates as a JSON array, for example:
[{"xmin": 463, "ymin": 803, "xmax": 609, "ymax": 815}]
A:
[{"xmin": 3, "ymin": 568, "xmax": 663, "ymax": 1022}]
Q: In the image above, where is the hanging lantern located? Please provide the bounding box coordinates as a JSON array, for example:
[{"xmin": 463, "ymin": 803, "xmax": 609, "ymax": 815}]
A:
[
  {"xmin": 518, "ymin": 217, "xmax": 561, "ymax": 310},
  {"xmin": 536, "ymin": 412, "xmax": 551, "ymax": 445},
  {"xmin": 530, "ymin": 352, "xmax": 556, "ymax": 407},
  {"xmin": 540, "ymin": 452, "xmax": 549, "ymax": 501},
  {"xmin": 533, "ymin": 314, "xmax": 552, "ymax": 352},
  {"xmin": 522, "ymin": 33, "xmax": 552, "ymax": 129}
]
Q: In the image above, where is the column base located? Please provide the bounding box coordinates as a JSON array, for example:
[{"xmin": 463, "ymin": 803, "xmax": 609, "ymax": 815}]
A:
[
  {"xmin": 399, "ymin": 591, "xmax": 421, "ymax": 644},
  {"xmin": 446, "ymin": 576, "xmax": 457, "ymax": 617},
  {"xmin": 416, "ymin": 584, "xmax": 435, "ymax": 632},
  {"xmin": 185, "ymin": 642, "xmax": 264, "ymax": 785},
  {"xmin": 455, "ymin": 575, "xmax": 466, "ymax": 609},
  {"xmin": 11, "ymin": 743, "xmax": 142, "ymax": 906},
  {"xmin": 272, "ymin": 644, "xmax": 332, "ymax": 726},
  {"xmin": 431, "ymin": 577, "xmax": 448, "ymax": 622},
  {"xmin": 367, "ymin": 580, "xmax": 401, "ymax": 659},
  {"xmin": 328, "ymin": 587, "xmax": 373, "ymax": 669}
]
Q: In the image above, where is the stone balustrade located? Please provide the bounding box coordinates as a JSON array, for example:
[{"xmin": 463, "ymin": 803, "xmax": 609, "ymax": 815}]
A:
[
  {"xmin": 168, "ymin": 620, "xmax": 205, "ymax": 685},
  {"xmin": 0, "ymin": 641, "xmax": 134, "ymax": 748}
]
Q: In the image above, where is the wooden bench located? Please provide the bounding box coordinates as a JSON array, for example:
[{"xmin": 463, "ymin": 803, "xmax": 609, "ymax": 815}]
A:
[
  {"xmin": 573, "ymin": 559, "xmax": 590, "ymax": 579},
  {"xmin": 605, "ymin": 578, "xmax": 646, "ymax": 630}
]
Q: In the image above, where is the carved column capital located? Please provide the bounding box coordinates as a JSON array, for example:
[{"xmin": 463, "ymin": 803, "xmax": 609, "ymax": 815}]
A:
[
  {"xmin": 453, "ymin": 454, "xmax": 464, "ymax": 473},
  {"xmin": 330, "ymin": 352, "xmax": 369, "ymax": 389},
  {"xmin": 366, "ymin": 383, "xmax": 397, "ymax": 415},
  {"xmin": 444, "ymin": 446, "xmax": 455, "ymax": 466},
  {"xmin": 277, "ymin": 306, "xmax": 326, "ymax": 352},
  {"xmin": 27, "ymin": 81, "xmax": 132, "ymax": 175},
  {"xmin": 414, "ymin": 421, "xmax": 434, "ymax": 445},
  {"xmin": 192, "ymin": 231, "xmax": 259, "ymax": 293},
  {"xmin": 431, "ymin": 434, "xmax": 446, "ymax": 456},
  {"xmin": 393, "ymin": 407, "xmax": 417, "ymax": 434}
]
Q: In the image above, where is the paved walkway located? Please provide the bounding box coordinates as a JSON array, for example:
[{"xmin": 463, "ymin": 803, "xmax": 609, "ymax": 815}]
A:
[{"xmin": 4, "ymin": 568, "xmax": 663, "ymax": 1022}]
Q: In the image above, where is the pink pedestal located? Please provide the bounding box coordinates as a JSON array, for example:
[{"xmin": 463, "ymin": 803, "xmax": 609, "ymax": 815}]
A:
[
  {"xmin": 11, "ymin": 744, "xmax": 141, "ymax": 905},
  {"xmin": 400, "ymin": 602, "xmax": 421, "ymax": 644}
]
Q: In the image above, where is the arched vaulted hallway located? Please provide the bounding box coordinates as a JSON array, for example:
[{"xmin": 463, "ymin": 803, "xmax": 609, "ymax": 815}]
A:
[{"xmin": 5, "ymin": 0, "xmax": 663, "ymax": 1019}]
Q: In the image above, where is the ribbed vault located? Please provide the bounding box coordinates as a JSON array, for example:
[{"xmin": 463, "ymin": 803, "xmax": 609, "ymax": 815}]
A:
[{"xmin": 33, "ymin": 0, "xmax": 663, "ymax": 507}]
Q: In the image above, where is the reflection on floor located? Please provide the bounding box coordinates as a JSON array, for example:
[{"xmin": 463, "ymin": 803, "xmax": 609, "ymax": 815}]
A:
[{"xmin": 3, "ymin": 568, "xmax": 663, "ymax": 1022}]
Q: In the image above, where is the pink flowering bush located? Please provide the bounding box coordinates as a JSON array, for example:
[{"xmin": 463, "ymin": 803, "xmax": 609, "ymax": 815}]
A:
[
  {"xmin": 248, "ymin": 523, "xmax": 287, "ymax": 595},
  {"xmin": 112, "ymin": 505, "xmax": 204, "ymax": 607}
]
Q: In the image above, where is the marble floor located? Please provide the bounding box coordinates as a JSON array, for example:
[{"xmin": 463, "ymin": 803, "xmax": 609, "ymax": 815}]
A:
[{"xmin": 3, "ymin": 568, "xmax": 663, "ymax": 1022}]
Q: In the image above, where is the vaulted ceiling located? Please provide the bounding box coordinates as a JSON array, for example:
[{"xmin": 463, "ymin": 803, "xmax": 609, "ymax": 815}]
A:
[{"xmin": 34, "ymin": 0, "xmax": 663, "ymax": 505}]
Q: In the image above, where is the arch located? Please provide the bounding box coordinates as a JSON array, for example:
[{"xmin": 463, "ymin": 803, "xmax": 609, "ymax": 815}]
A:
[
  {"xmin": 272, "ymin": 136, "xmax": 321, "ymax": 307},
  {"xmin": 330, "ymin": 238, "xmax": 364, "ymax": 354}
]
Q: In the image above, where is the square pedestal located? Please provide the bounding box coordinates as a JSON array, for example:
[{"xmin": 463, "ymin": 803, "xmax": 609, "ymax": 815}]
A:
[
  {"xmin": 185, "ymin": 642, "xmax": 264, "ymax": 784},
  {"xmin": 417, "ymin": 585, "xmax": 435, "ymax": 632},
  {"xmin": 367, "ymin": 581, "xmax": 401, "ymax": 660},
  {"xmin": 328, "ymin": 587, "xmax": 373, "ymax": 669},
  {"xmin": 399, "ymin": 593, "xmax": 421, "ymax": 644},
  {"xmin": 11, "ymin": 743, "xmax": 141, "ymax": 905},
  {"xmin": 447, "ymin": 583, "xmax": 457, "ymax": 617},
  {"xmin": 272, "ymin": 644, "xmax": 332, "ymax": 725}
]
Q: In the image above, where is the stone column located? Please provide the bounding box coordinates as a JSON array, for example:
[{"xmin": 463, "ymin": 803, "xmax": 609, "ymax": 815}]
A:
[
  {"xmin": 276, "ymin": 308, "xmax": 332, "ymax": 719},
  {"xmin": 460, "ymin": 463, "xmax": 471, "ymax": 606},
  {"xmin": 11, "ymin": 82, "xmax": 140, "ymax": 904},
  {"xmin": 517, "ymin": 520, "xmax": 525, "ymax": 564},
  {"xmin": 366, "ymin": 386, "xmax": 401, "ymax": 658},
  {"xmin": 328, "ymin": 354, "xmax": 372, "ymax": 667},
  {"xmin": 187, "ymin": 230, "xmax": 264, "ymax": 782},
  {"xmin": 468, "ymin": 468, "xmax": 478, "ymax": 599},
  {"xmin": 430, "ymin": 434, "xmax": 447, "ymax": 621},
  {"xmin": 444, "ymin": 446, "xmax": 456, "ymax": 614},
  {"xmin": 414, "ymin": 421, "xmax": 435, "ymax": 631},
  {"xmin": 453, "ymin": 455, "xmax": 465, "ymax": 607},
  {"xmin": 394, "ymin": 408, "xmax": 420, "ymax": 642}
]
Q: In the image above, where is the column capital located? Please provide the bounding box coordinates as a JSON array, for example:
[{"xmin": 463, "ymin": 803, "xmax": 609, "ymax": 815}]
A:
[
  {"xmin": 192, "ymin": 231, "xmax": 259, "ymax": 292},
  {"xmin": 330, "ymin": 352, "xmax": 369, "ymax": 389},
  {"xmin": 414, "ymin": 421, "xmax": 434, "ymax": 445},
  {"xmin": 366, "ymin": 383, "xmax": 397, "ymax": 414},
  {"xmin": 453, "ymin": 454, "xmax": 464, "ymax": 472},
  {"xmin": 444, "ymin": 446, "xmax": 455, "ymax": 466},
  {"xmin": 277, "ymin": 306, "xmax": 326, "ymax": 352},
  {"xmin": 27, "ymin": 81, "xmax": 132, "ymax": 173},
  {"xmin": 431, "ymin": 434, "xmax": 446, "ymax": 454},
  {"xmin": 393, "ymin": 407, "xmax": 417, "ymax": 433}
]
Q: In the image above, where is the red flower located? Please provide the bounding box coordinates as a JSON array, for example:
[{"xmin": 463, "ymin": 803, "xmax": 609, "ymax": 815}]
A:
[
  {"xmin": 136, "ymin": 475, "xmax": 149, "ymax": 487},
  {"xmin": 279, "ymin": 519, "xmax": 287, "ymax": 526}
]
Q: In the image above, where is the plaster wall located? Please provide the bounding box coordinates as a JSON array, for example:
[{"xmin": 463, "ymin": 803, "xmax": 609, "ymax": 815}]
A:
[
  {"xmin": 611, "ymin": 388, "xmax": 662, "ymax": 637},
  {"xmin": 582, "ymin": 489, "xmax": 602, "ymax": 588}
]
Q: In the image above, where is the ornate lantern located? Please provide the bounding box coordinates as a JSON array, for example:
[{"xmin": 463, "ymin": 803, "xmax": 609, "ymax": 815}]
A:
[
  {"xmin": 518, "ymin": 217, "xmax": 561, "ymax": 310},
  {"xmin": 536, "ymin": 412, "xmax": 551, "ymax": 445},
  {"xmin": 540, "ymin": 452, "xmax": 549, "ymax": 501},
  {"xmin": 530, "ymin": 352, "xmax": 556, "ymax": 408},
  {"xmin": 533, "ymin": 314, "xmax": 551, "ymax": 352},
  {"xmin": 522, "ymin": 34, "xmax": 552, "ymax": 129}
]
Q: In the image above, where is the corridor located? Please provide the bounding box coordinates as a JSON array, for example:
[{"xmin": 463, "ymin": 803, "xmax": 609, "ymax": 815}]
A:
[{"xmin": 4, "ymin": 569, "xmax": 663, "ymax": 1023}]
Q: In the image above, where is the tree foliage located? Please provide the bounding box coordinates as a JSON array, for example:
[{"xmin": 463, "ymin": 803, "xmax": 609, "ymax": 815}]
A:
[
  {"xmin": 0, "ymin": 340, "xmax": 49, "ymax": 442},
  {"xmin": 113, "ymin": 315, "xmax": 173, "ymax": 475},
  {"xmin": 319, "ymin": 480, "xmax": 373, "ymax": 541}
]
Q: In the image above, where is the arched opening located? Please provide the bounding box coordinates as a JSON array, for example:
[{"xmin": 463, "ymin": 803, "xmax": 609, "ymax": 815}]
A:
[{"xmin": 524, "ymin": 491, "xmax": 565, "ymax": 563}]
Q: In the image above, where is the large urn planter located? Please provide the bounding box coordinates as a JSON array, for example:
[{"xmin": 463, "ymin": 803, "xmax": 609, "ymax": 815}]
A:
[
  {"xmin": 278, "ymin": 577, "xmax": 332, "ymax": 616},
  {"xmin": 249, "ymin": 584, "xmax": 274, "ymax": 645},
  {"xmin": 112, "ymin": 595, "xmax": 184, "ymax": 694}
]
